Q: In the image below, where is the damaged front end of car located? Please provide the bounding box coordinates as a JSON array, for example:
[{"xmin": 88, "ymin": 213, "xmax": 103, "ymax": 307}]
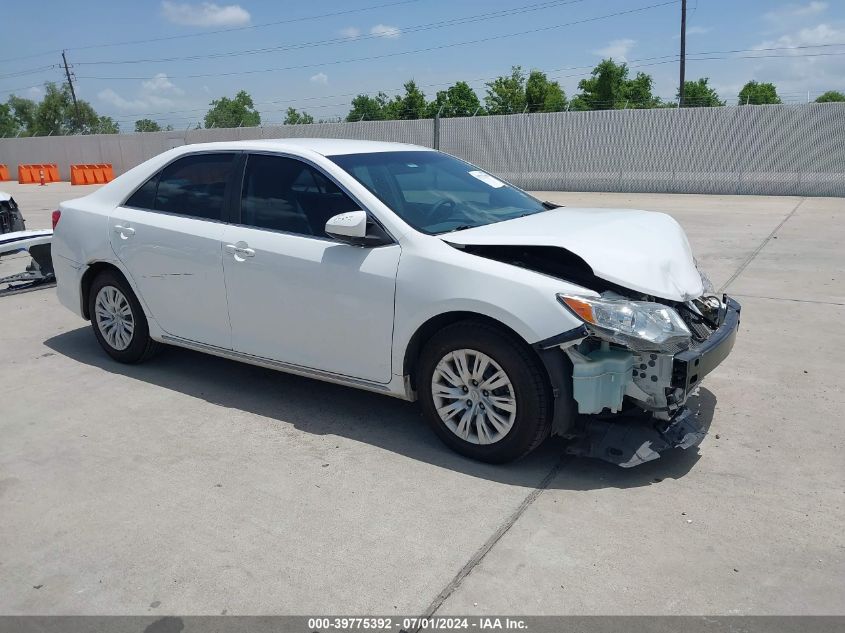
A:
[
  {"xmin": 543, "ymin": 286, "xmax": 740, "ymax": 467},
  {"xmin": 444, "ymin": 207, "xmax": 741, "ymax": 467}
]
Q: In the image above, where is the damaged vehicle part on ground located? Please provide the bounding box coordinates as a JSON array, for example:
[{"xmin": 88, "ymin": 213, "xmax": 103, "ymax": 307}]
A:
[
  {"xmin": 0, "ymin": 230, "xmax": 55, "ymax": 294},
  {"xmin": 0, "ymin": 193, "xmax": 55, "ymax": 295},
  {"xmin": 52, "ymin": 139, "xmax": 740, "ymax": 466},
  {"xmin": 0, "ymin": 192, "xmax": 26, "ymax": 234}
]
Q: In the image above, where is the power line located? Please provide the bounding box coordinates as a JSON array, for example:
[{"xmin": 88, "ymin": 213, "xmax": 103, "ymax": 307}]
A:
[
  {"xmin": 0, "ymin": 0, "xmax": 422, "ymax": 63},
  {"xmin": 89, "ymin": 45, "xmax": 845, "ymax": 122},
  {"xmin": 0, "ymin": 64, "xmax": 59, "ymax": 80},
  {"xmin": 76, "ymin": 1, "xmax": 681, "ymax": 81},
  {"xmin": 72, "ymin": 0, "xmax": 592, "ymax": 66}
]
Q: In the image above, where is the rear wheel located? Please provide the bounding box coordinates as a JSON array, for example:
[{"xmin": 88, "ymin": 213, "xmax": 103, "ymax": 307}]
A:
[
  {"xmin": 88, "ymin": 270, "xmax": 160, "ymax": 363},
  {"xmin": 418, "ymin": 321, "xmax": 552, "ymax": 463}
]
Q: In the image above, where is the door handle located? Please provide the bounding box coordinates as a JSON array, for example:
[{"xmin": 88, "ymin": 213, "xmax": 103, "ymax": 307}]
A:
[
  {"xmin": 224, "ymin": 243, "xmax": 255, "ymax": 260},
  {"xmin": 113, "ymin": 224, "xmax": 135, "ymax": 238}
]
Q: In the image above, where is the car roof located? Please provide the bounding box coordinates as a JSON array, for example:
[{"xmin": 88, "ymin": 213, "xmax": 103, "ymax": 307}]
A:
[{"xmin": 178, "ymin": 138, "xmax": 435, "ymax": 157}]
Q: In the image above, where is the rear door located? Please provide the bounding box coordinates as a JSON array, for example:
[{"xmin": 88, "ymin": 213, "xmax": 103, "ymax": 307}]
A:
[
  {"xmin": 221, "ymin": 153, "xmax": 400, "ymax": 383},
  {"xmin": 109, "ymin": 152, "xmax": 236, "ymax": 348}
]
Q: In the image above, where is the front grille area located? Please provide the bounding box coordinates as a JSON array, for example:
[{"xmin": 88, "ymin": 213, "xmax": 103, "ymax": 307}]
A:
[{"xmin": 678, "ymin": 308, "xmax": 717, "ymax": 349}]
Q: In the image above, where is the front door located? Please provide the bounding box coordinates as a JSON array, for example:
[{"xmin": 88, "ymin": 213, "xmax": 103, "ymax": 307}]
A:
[{"xmin": 221, "ymin": 154, "xmax": 400, "ymax": 383}]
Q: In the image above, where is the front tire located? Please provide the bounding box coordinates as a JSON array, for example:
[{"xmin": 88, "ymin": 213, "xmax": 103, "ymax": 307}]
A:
[
  {"xmin": 88, "ymin": 270, "xmax": 160, "ymax": 363},
  {"xmin": 418, "ymin": 321, "xmax": 553, "ymax": 463}
]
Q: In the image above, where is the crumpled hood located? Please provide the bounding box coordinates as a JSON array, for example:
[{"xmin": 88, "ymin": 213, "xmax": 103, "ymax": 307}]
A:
[{"xmin": 444, "ymin": 207, "xmax": 704, "ymax": 301}]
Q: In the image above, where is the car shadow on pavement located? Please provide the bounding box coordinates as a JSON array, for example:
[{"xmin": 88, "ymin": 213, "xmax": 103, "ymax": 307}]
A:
[{"xmin": 45, "ymin": 327, "xmax": 715, "ymax": 491}]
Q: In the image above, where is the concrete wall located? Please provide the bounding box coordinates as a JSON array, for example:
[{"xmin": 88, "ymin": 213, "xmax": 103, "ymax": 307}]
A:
[{"xmin": 1, "ymin": 103, "xmax": 843, "ymax": 197}]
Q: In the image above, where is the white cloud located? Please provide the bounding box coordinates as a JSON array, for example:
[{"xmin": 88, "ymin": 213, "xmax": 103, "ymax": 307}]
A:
[
  {"xmin": 755, "ymin": 22, "xmax": 843, "ymax": 51},
  {"xmin": 340, "ymin": 26, "xmax": 361, "ymax": 38},
  {"xmin": 141, "ymin": 73, "xmax": 184, "ymax": 95},
  {"xmin": 98, "ymin": 74, "xmax": 187, "ymax": 112},
  {"xmin": 98, "ymin": 88, "xmax": 148, "ymax": 111},
  {"xmin": 161, "ymin": 1, "xmax": 250, "ymax": 27},
  {"xmin": 593, "ymin": 38, "xmax": 636, "ymax": 61},
  {"xmin": 765, "ymin": 2, "xmax": 828, "ymax": 22},
  {"xmin": 26, "ymin": 86, "xmax": 44, "ymax": 100},
  {"xmin": 744, "ymin": 22, "xmax": 845, "ymax": 98},
  {"xmin": 673, "ymin": 25, "xmax": 710, "ymax": 39},
  {"xmin": 370, "ymin": 24, "xmax": 401, "ymax": 39},
  {"xmin": 310, "ymin": 72, "xmax": 328, "ymax": 85}
]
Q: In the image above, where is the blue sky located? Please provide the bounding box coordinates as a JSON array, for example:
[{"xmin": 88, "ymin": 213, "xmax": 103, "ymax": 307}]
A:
[{"xmin": 3, "ymin": 0, "xmax": 844, "ymax": 128}]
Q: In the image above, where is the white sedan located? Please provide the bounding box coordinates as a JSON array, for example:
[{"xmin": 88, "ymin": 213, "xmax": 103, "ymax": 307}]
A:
[{"xmin": 52, "ymin": 139, "xmax": 740, "ymax": 465}]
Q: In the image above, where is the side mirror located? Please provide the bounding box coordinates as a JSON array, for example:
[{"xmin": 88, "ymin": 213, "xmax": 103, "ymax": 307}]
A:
[
  {"xmin": 325, "ymin": 210, "xmax": 367, "ymax": 240},
  {"xmin": 325, "ymin": 210, "xmax": 392, "ymax": 247}
]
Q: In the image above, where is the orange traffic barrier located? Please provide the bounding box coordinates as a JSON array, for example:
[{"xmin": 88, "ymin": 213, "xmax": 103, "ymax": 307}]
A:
[
  {"xmin": 18, "ymin": 163, "xmax": 60, "ymax": 184},
  {"xmin": 0, "ymin": 164, "xmax": 10, "ymax": 181},
  {"xmin": 70, "ymin": 163, "xmax": 115, "ymax": 185}
]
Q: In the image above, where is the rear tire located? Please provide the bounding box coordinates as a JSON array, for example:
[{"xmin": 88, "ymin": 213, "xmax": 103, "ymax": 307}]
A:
[
  {"xmin": 418, "ymin": 320, "xmax": 552, "ymax": 463},
  {"xmin": 88, "ymin": 270, "xmax": 161, "ymax": 364}
]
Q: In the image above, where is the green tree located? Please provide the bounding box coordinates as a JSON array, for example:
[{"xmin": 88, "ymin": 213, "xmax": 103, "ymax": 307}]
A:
[
  {"xmin": 485, "ymin": 66, "xmax": 527, "ymax": 114},
  {"xmin": 204, "ymin": 90, "xmax": 261, "ymax": 128},
  {"xmin": 678, "ymin": 77, "xmax": 725, "ymax": 107},
  {"xmin": 0, "ymin": 102, "xmax": 16, "ymax": 137},
  {"xmin": 33, "ymin": 82, "xmax": 72, "ymax": 135},
  {"xmin": 525, "ymin": 70, "xmax": 567, "ymax": 112},
  {"xmin": 346, "ymin": 92, "xmax": 390, "ymax": 121},
  {"xmin": 6, "ymin": 95, "xmax": 37, "ymax": 136},
  {"xmin": 573, "ymin": 59, "xmax": 627, "ymax": 110},
  {"xmin": 426, "ymin": 81, "xmax": 483, "ymax": 118},
  {"xmin": 572, "ymin": 59, "xmax": 659, "ymax": 110},
  {"xmin": 284, "ymin": 107, "xmax": 315, "ymax": 124},
  {"xmin": 738, "ymin": 81, "xmax": 781, "ymax": 105},
  {"xmin": 30, "ymin": 82, "xmax": 109, "ymax": 135},
  {"xmin": 389, "ymin": 80, "xmax": 427, "ymax": 119},
  {"xmin": 135, "ymin": 118, "xmax": 162, "ymax": 132},
  {"xmin": 97, "ymin": 116, "xmax": 119, "ymax": 134},
  {"xmin": 815, "ymin": 90, "xmax": 845, "ymax": 103}
]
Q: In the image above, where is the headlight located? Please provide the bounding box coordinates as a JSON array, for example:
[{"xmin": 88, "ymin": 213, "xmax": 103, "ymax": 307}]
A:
[{"xmin": 558, "ymin": 293, "xmax": 691, "ymax": 350}]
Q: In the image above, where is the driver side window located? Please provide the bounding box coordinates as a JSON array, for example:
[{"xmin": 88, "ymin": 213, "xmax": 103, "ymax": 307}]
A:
[{"xmin": 240, "ymin": 154, "xmax": 360, "ymax": 237}]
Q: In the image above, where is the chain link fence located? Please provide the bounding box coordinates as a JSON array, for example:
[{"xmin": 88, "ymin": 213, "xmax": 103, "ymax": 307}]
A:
[{"xmin": 1, "ymin": 103, "xmax": 843, "ymax": 196}]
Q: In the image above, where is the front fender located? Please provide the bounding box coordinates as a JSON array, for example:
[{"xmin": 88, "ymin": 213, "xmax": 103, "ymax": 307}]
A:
[{"xmin": 392, "ymin": 242, "xmax": 587, "ymax": 376}]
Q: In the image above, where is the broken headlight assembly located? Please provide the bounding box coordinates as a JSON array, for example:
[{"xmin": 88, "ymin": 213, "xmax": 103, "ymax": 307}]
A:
[{"xmin": 558, "ymin": 293, "xmax": 692, "ymax": 352}]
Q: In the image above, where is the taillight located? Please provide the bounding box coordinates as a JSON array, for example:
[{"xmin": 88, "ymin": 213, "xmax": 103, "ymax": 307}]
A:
[{"xmin": 51, "ymin": 210, "xmax": 61, "ymax": 229}]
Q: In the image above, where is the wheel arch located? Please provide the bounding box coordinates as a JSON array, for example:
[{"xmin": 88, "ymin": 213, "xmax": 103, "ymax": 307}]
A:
[
  {"xmin": 403, "ymin": 311, "xmax": 545, "ymax": 391},
  {"xmin": 79, "ymin": 261, "xmax": 131, "ymax": 320}
]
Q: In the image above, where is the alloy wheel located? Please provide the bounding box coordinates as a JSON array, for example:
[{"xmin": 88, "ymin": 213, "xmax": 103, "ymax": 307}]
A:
[
  {"xmin": 431, "ymin": 348, "xmax": 517, "ymax": 445},
  {"xmin": 94, "ymin": 285, "xmax": 135, "ymax": 351}
]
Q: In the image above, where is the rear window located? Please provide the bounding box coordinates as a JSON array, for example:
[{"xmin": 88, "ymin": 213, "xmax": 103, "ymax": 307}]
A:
[
  {"xmin": 155, "ymin": 153, "xmax": 235, "ymax": 221},
  {"xmin": 124, "ymin": 153, "xmax": 236, "ymax": 221}
]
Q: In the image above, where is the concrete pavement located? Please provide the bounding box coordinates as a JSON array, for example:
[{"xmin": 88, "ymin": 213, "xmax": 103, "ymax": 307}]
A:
[{"xmin": 0, "ymin": 183, "xmax": 842, "ymax": 615}]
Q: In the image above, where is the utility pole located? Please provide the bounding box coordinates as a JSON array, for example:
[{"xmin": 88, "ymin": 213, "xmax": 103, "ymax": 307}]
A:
[
  {"xmin": 678, "ymin": 0, "xmax": 687, "ymax": 108},
  {"xmin": 62, "ymin": 50, "xmax": 81, "ymax": 130}
]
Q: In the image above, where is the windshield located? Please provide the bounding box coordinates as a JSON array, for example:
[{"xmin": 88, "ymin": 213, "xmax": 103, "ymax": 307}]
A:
[{"xmin": 328, "ymin": 151, "xmax": 546, "ymax": 234}]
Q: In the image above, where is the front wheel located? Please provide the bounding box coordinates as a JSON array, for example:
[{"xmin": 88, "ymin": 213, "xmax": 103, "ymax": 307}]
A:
[{"xmin": 418, "ymin": 321, "xmax": 553, "ymax": 463}]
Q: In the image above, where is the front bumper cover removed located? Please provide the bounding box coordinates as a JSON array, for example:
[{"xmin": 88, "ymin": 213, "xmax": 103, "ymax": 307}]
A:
[{"xmin": 540, "ymin": 297, "xmax": 741, "ymax": 468}]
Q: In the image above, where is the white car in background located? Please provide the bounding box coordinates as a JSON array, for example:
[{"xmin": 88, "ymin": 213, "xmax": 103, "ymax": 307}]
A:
[{"xmin": 52, "ymin": 139, "xmax": 740, "ymax": 465}]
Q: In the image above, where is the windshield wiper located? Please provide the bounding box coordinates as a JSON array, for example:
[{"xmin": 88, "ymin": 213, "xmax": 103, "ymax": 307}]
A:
[{"xmin": 443, "ymin": 225, "xmax": 475, "ymax": 233}]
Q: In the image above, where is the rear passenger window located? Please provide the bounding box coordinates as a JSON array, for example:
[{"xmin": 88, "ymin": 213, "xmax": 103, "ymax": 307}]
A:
[
  {"xmin": 240, "ymin": 154, "xmax": 359, "ymax": 237},
  {"xmin": 125, "ymin": 173, "xmax": 159, "ymax": 209},
  {"xmin": 154, "ymin": 153, "xmax": 235, "ymax": 221}
]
